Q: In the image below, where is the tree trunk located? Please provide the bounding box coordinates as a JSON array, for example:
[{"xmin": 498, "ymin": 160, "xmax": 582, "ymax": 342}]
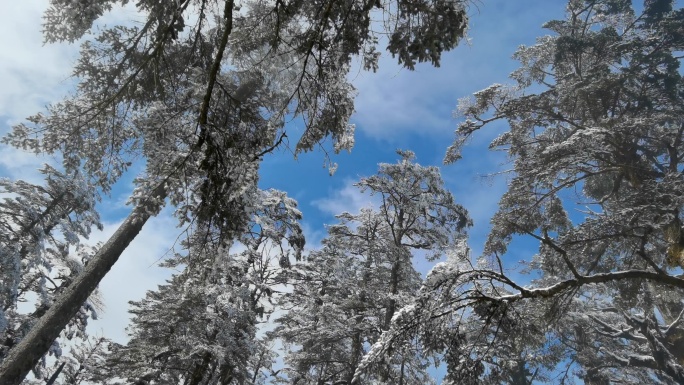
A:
[
  {"xmin": 45, "ymin": 361, "xmax": 66, "ymax": 385},
  {"xmin": 383, "ymin": 260, "xmax": 400, "ymax": 330},
  {"xmin": 0, "ymin": 185, "xmax": 166, "ymax": 385},
  {"xmin": 347, "ymin": 330, "xmax": 363, "ymax": 383},
  {"xmin": 187, "ymin": 351, "xmax": 212, "ymax": 385}
]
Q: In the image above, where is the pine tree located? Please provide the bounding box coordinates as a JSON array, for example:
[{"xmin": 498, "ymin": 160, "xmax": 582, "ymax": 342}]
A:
[
  {"xmin": 274, "ymin": 151, "xmax": 470, "ymax": 384},
  {"xmin": 96, "ymin": 189, "xmax": 303, "ymax": 385},
  {"xmin": 370, "ymin": 1, "xmax": 684, "ymax": 383}
]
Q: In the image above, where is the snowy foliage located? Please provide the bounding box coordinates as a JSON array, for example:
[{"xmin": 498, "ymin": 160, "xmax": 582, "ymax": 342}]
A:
[
  {"xmin": 273, "ymin": 153, "xmax": 469, "ymax": 385},
  {"xmin": 380, "ymin": 1, "xmax": 684, "ymax": 383},
  {"xmin": 0, "ymin": 166, "xmax": 102, "ymax": 380},
  {"xmin": 7, "ymin": 0, "xmax": 469, "ymax": 215},
  {"xmin": 91, "ymin": 188, "xmax": 303, "ymax": 385}
]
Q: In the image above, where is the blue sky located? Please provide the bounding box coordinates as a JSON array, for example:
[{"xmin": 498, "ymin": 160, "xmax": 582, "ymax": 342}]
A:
[{"xmin": 0, "ymin": 0, "xmax": 566, "ymax": 346}]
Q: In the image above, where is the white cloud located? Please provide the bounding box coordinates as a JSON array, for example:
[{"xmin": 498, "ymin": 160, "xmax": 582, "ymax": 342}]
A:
[
  {"xmin": 349, "ymin": 54, "xmax": 454, "ymax": 139},
  {"xmin": 0, "ymin": 1, "xmax": 140, "ymax": 127},
  {"xmin": 0, "ymin": 1, "xmax": 78, "ymax": 124},
  {"xmin": 0, "ymin": 1, "xmax": 77, "ymax": 184},
  {"xmin": 311, "ymin": 179, "xmax": 379, "ymax": 218},
  {"xmin": 0, "ymin": 150, "xmax": 58, "ymax": 185}
]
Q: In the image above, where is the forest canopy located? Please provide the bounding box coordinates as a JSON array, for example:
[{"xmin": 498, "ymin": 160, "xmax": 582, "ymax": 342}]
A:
[{"xmin": 1, "ymin": 0, "xmax": 684, "ymax": 384}]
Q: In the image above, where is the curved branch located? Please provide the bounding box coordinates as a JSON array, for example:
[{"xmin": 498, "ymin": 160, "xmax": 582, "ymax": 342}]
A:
[{"xmin": 500, "ymin": 270, "xmax": 684, "ymax": 302}]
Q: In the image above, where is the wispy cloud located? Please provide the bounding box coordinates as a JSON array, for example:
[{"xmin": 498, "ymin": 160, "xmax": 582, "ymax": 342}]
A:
[
  {"xmin": 311, "ymin": 178, "xmax": 379, "ymax": 218},
  {"xmin": 0, "ymin": 2, "xmax": 78, "ymax": 123},
  {"xmin": 350, "ymin": 1, "xmax": 564, "ymax": 142},
  {"xmin": 0, "ymin": 1, "xmax": 78, "ymax": 187}
]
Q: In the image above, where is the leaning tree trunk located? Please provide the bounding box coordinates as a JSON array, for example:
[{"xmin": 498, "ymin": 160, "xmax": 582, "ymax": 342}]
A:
[{"xmin": 0, "ymin": 185, "xmax": 166, "ymax": 385}]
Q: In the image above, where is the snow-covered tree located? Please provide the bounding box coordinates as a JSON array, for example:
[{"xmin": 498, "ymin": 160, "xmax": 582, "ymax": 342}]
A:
[
  {"xmin": 54, "ymin": 336, "xmax": 111, "ymax": 385},
  {"xmin": 0, "ymin": 1, "xmax": 470, "ymax": 383},
  {"xmin": 0, "ymin": 166, "xmax": 102, "ymax": 381},
  {"xmin": 274, "ymin": 151, "xmax": 470, "ymax": 385},
  {"xmin": 365, "ymin": 1, "xmax": 684, "ymax": 384},
  {"xmin": 87, "ymin": 189, "xmax": 303, "ymax": 385}
]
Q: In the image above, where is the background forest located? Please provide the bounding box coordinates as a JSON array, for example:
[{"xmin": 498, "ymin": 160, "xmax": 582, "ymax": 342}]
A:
[{"xmin": 1, "ymin": 0, "xmax": 684, "ymax": 384}]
